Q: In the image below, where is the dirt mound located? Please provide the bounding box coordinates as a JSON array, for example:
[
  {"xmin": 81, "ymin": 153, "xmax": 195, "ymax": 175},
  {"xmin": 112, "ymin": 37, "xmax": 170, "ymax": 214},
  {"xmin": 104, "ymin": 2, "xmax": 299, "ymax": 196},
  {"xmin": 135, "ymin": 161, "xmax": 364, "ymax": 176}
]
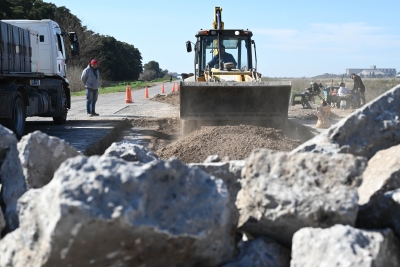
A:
[
  {"xmin": 150, "ymin": 91, "xmax": 179, "ymax": 106},
  {"xmin": 156, "ymin": 125, "xmax": 302, "ymax": 163}
]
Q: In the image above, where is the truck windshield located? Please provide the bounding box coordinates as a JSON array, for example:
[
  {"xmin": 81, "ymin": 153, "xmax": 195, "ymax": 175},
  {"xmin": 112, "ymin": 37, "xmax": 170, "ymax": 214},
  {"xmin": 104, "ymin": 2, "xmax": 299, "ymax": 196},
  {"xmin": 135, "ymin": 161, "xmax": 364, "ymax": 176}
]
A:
[{"xmin": 199, "ymin": 36, "xmax": 251, "ymax": 71}]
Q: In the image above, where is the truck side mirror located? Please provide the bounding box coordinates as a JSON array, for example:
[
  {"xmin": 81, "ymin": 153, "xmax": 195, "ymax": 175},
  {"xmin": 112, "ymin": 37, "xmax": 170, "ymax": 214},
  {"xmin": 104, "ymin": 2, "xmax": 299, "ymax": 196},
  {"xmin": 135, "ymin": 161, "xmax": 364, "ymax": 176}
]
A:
[
  {"xmin": 186, "ymin": 41, "xmax": 192, "ymax": 53},
  {"xmin": 71, "ymin": 42, "xmax": 79, "ymax": 56},
  {"xmin": 68, "ymin": 32, "xmax": 78, "ymax": 42}
]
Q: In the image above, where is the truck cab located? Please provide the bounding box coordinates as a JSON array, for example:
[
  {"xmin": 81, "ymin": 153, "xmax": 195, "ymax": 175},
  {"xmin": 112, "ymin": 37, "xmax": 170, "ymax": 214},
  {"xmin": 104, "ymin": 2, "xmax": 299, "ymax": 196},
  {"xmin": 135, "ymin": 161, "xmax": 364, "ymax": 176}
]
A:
[
  {"xmin": 0, "ymin": 19, "xmax": 79, "ymax": 138},
  {"xmin": 3, "ymin": 19, "xmax": 72, "ymax": 78}
]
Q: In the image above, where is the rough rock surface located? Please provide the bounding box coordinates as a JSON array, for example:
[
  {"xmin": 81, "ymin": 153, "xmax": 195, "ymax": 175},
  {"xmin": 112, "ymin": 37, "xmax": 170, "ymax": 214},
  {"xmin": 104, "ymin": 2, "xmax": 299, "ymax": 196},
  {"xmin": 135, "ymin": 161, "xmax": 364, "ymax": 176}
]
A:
[
  {"xmin": 237, "ymin": 149, "xmax": 366, "ymax": 247},
  {"xmin": 17, "ymin": 131, "xmax": 80, "ymax": 189},
  {"xmin": 0, "ymin": 156, "xmax": 236, "ymax": 267},
  {"xmin": 358, "ymin": 144, "xmax": 400, "ymax": 205},
  {"xmin": 0, "ymin": 126, "xmax": 26, "ymax": 232},
  {"xmin": 357, "ymin": 188, "xmax": 400, "ymax": 238},
  {"xmin": 103, "ymin": 142, "xmax": 159, "ymax": 163},
  {"xmin": 292, "ymin": 84, "xmax": 400, "ymax": 160},
  {"xmin": 221, "ymin": 237, "xmax": 290, "ymax": 267},
  {"xmin": 157, "ymin": 125, "xmax": 302, "ymax": 163},
  {"xmin": 189, "ymin": 160, "xmax": 244, "ymax": 204},
  {"xmin": 291, "ymin": 225, "xmax": 400, "ymax": 267}
]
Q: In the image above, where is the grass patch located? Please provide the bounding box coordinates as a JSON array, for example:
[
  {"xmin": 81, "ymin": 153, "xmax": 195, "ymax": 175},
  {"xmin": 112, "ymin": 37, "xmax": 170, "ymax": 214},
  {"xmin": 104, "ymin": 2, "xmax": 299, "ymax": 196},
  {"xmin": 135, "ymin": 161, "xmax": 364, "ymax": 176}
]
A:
[{"xmin": 71, "ymin": 78, "xmax": 173, "ymax": 96}]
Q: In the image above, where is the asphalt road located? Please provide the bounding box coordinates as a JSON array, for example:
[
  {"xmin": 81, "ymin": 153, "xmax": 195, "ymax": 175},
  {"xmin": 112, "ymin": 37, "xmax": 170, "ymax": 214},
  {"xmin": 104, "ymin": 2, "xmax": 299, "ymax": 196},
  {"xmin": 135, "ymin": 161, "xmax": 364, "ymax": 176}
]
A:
[{"xmin": 26, "ymin": 82, "xmax": 180, "ymax": 155}]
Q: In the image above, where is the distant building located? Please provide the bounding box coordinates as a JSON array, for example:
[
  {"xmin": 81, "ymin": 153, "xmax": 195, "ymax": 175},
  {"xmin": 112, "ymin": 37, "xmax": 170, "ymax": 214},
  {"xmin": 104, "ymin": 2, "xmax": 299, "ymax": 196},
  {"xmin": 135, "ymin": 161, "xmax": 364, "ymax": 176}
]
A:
[{"xmin": 346, "ymin": 65, "xmax": 396, "ymax": 77}]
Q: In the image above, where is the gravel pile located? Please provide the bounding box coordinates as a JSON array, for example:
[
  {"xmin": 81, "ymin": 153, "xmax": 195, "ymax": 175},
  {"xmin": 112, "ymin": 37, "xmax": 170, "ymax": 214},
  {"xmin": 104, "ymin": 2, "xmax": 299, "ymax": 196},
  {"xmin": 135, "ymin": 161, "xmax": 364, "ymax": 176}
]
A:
[
  {"xmin": 150, "ymin": 91, "xmax": 180, "ymax": 106},
  {"xmin": 157, "ymin": 125, "xmax": 302, "ymax": 163}
]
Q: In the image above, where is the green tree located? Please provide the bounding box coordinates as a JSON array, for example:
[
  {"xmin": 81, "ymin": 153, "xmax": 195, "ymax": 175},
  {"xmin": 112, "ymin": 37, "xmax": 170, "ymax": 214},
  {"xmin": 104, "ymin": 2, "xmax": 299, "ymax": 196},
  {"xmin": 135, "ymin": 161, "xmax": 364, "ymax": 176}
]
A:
[
  {"xmin": 143, "ymin": 61, "xmax": 161, "ymax": 77},
  {"xmin": 0, "ymin": 0, "xmax": 144, "ymax": 82}
]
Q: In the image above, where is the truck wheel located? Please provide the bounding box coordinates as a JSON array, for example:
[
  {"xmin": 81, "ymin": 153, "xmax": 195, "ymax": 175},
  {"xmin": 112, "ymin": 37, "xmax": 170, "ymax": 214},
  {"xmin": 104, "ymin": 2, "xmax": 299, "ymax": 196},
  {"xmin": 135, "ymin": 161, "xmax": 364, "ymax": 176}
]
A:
[
  {"xmin": 182, "ymin": 120, "xmax": 200, "ymax": 136},
  {"xmin": 4, "ymin": 92, "xmax": 26, "ymax": 138},
  {"xmin": 53, "ymin": 87, "xmax": 68, "ymax": 124}
]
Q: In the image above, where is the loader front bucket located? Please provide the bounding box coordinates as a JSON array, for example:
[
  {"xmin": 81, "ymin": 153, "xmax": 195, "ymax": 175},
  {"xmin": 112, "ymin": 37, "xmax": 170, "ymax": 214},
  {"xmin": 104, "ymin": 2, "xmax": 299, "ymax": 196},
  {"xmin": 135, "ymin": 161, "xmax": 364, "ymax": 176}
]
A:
[{"xmin": 180, "ymin": 81, "xmax": 291, "ymax": 125}]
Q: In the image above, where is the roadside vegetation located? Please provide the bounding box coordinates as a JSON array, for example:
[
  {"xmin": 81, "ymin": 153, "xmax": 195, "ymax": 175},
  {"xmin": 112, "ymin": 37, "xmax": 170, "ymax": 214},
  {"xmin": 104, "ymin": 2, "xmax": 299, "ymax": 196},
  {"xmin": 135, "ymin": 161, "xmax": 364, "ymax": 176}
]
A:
[{"xmin": 70, "ymin": 78, "xmax": 174, "ymax": 96}]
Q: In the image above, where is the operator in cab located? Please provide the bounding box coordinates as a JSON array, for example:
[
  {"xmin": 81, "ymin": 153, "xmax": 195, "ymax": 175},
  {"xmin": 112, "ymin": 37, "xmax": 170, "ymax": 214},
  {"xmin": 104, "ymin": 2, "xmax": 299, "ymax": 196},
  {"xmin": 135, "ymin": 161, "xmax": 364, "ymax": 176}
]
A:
[{"xmin": 207, "ymin": 45, "xmax": 237, "ymax": 69}]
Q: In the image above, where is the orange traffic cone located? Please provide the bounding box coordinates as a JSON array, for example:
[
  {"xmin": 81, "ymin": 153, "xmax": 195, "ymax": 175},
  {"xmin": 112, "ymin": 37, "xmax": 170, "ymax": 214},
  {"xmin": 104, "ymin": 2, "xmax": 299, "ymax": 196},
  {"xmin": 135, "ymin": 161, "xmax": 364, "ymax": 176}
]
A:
[
  {"xmin": 177, "ymin": 83, "xmax": 180, "ymax": 91},
  {"xmin": 161, "ymin": 83, "xmax": 165, "ymax": 94},
  {"xmin": 172, "ymin": 83, "xmax": 175, "ymax": 93},
  {"xmin": 145, "ymin": 86, "xmax": 149, "ymax": 98},
  {"xmin": 125, "ymin": 83, "xmax": 133, "ymax": 103}
]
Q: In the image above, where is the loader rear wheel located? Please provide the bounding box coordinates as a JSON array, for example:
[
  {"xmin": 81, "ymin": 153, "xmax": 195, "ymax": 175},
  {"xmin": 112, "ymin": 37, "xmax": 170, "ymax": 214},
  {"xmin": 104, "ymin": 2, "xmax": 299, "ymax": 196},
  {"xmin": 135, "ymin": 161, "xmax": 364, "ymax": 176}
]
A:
[
  {"xmin": 182, "ymin": 120, "xmax": 200, "ymax": 136},
  {"xmin": 3, "ymin": 92, "xmax": 26, "ymax": 138},
  {"xmin": 53, "ymin": 87, "xmax": 68, "ymax": 124}
]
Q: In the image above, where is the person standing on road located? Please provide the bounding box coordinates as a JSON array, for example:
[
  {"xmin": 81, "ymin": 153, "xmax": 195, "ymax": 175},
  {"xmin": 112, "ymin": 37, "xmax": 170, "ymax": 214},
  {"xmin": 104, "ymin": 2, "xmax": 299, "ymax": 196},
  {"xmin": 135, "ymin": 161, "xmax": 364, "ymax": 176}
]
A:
[
  {"xmin": 170, "ymin": 75, "xmax": 172, "ymax": 83},
  {"xmin": 350, "ymin": 73, "xmax": 366, "ymax": 107},
  {"xmin": 81, "ymin": 59, "xmax": 100, "ymax": 116}
]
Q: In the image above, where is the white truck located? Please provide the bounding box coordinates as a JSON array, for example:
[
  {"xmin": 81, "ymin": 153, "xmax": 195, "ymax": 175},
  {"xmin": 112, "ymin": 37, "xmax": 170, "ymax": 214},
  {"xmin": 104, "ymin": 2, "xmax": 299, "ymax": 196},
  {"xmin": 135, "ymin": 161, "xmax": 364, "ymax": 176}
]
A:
[{"xmin": 0, "ymin": 19, "xmax": 79, "ymax": 138}]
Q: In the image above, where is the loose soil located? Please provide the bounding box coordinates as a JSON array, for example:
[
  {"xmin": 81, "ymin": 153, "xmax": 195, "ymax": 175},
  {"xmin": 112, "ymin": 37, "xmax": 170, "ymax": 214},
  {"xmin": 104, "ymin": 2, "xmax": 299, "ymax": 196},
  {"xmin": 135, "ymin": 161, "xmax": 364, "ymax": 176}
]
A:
[
  {"xmin": 156, "ymin": 125, "xmax": 302, "ymax": 163},
  {"xmin": 130, "ymin": 92, "xmax": 352, "ymax": 163},
  {"xmin": 150, "ymin": 91, "xmax": 179, "ymax": 106}
]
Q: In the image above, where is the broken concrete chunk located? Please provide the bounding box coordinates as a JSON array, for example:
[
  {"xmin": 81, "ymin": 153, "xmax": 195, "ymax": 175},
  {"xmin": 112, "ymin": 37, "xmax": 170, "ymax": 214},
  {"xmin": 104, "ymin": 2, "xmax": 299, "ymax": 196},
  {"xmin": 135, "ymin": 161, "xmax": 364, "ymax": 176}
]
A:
[
  {"xmin": 291, "ymin": 225, "xmax": 400, "ymax": 267},
  {"xmin": 103, "ymin": 142, "xmax": 159, "ymax": 163},
  {"xmin": 204, "ymin": 154, "xmax": 221, "ymax": 163},
  {"xmin": 0, "ymin": 156, "xmax": 237, "ymax": 267},
  {"xmin": 358, "ymin": 144, "xmax": 400, "ymax": 205},
  {"xmin": 189, "ymin": 160, "xmax": 244, "ymax": 204},
  {"xmin": 0, "ymin": 125, "xmax": 26, "ymax": 233},
  {"xmin": 292, "ymin": 84, "xmax": 400, "ymax": 160},
  {"xmin": 18, "ymin": 131, "xmax": 80, "ymax": 189},
  {"xmin": 237, "ymin": 148, "xmax": 366, "ymax": 247}
]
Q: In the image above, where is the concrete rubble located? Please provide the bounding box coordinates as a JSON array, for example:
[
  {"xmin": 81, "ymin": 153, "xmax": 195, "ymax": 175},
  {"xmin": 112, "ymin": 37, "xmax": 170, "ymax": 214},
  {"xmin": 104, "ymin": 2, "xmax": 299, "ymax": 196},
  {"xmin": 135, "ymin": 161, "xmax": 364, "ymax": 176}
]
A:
[
  {"xmin": 292, "ymin": 84, "xmax": 400, "ymax": 160},
  {"xmin": 236, "ymin": 148, "xmax": 366, "ymax": 247},
  {"xmin": 103, "ymin": 142, "xmax": 159, "ymax": 163},
  {"xmin": 0, "ymin": 84, "xmax": 399, "ymax": 266},
  {"xmin": 0, "ymin": 155, "xmax": 237, "ymax": 267},
  {"xmin": 291, "ymin": 225, "xmax": 400, "ymax": 267},
  {"xmin": 18, "ymin": 130, "xmax": 81, "ymax": 189}
]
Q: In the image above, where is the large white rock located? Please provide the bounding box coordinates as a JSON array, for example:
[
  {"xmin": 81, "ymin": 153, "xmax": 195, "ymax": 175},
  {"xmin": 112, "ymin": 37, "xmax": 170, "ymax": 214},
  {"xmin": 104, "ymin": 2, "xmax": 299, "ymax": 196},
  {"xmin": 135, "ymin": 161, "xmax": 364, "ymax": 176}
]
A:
[
  {"xmin": 291, "ymin": 225, "xmax": 400, "ymax": 267},
  {"xmin": 237, "ymin": 149, "xmax": 366, "ymax": 247},
  {"xmin": 0, "ymin": 125, "xmax": 26, "ymax": 232},
  {"xmin": 0, "ymin": 156, "xmax": 237, "ymax": 267},
  {"xmin": 292, "ymin": 84, "xmax": 400, "ymax": 160},
  {"xmin": 358, "ymin": 144, "xmax": 400, "ymax": 205},
  {"xmin": 18, "ymin": 131, "xmax": 80, "ymax": 189}
]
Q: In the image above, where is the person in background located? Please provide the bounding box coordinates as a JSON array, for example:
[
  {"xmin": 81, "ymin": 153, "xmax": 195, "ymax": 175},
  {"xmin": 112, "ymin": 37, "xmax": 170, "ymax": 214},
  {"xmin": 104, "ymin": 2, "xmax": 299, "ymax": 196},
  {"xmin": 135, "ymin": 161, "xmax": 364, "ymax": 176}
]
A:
[
  {"xmin": 350, "ymin": 73, "xmax": 366, "ymax": 107},
  {"xmin": 338, "ymin": 82, "xmax": 350, "ymax": 96},
  {"xmin": 81, "ymin": 59, "xmax": 100, "ymax": 117}
]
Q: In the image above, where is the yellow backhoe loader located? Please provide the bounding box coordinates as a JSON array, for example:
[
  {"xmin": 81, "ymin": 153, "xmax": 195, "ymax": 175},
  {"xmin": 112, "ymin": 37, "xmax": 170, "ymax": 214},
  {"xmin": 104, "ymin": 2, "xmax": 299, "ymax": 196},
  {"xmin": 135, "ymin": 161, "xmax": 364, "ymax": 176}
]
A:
[{"xmin": 181, "ymin": 7, "xmax": 291, "ymax": 135}]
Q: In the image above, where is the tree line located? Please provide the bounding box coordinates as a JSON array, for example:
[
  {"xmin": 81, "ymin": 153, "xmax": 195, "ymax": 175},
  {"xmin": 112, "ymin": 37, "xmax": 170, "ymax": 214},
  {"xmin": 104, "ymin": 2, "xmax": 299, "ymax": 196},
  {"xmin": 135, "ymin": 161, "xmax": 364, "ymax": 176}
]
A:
[{"xmin": 0, "ymin": 0, "xmax": 148, "ymax": 81}]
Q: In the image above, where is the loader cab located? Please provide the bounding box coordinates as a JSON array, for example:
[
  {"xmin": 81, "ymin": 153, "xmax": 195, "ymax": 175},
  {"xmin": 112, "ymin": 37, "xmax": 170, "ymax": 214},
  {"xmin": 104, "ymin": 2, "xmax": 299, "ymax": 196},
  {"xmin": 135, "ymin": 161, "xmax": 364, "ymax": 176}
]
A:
[{"xmin": 194, "ymin": 29, "xmax": 254, "ymax": 76}]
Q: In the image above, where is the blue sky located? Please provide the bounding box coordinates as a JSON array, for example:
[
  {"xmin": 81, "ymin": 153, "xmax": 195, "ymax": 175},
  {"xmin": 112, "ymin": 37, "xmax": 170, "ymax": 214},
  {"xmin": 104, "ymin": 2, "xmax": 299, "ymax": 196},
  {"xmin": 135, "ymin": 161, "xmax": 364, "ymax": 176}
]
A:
[{"xmin": 45, "ymin": 0, "xmax": 400, "ymax": 77}]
